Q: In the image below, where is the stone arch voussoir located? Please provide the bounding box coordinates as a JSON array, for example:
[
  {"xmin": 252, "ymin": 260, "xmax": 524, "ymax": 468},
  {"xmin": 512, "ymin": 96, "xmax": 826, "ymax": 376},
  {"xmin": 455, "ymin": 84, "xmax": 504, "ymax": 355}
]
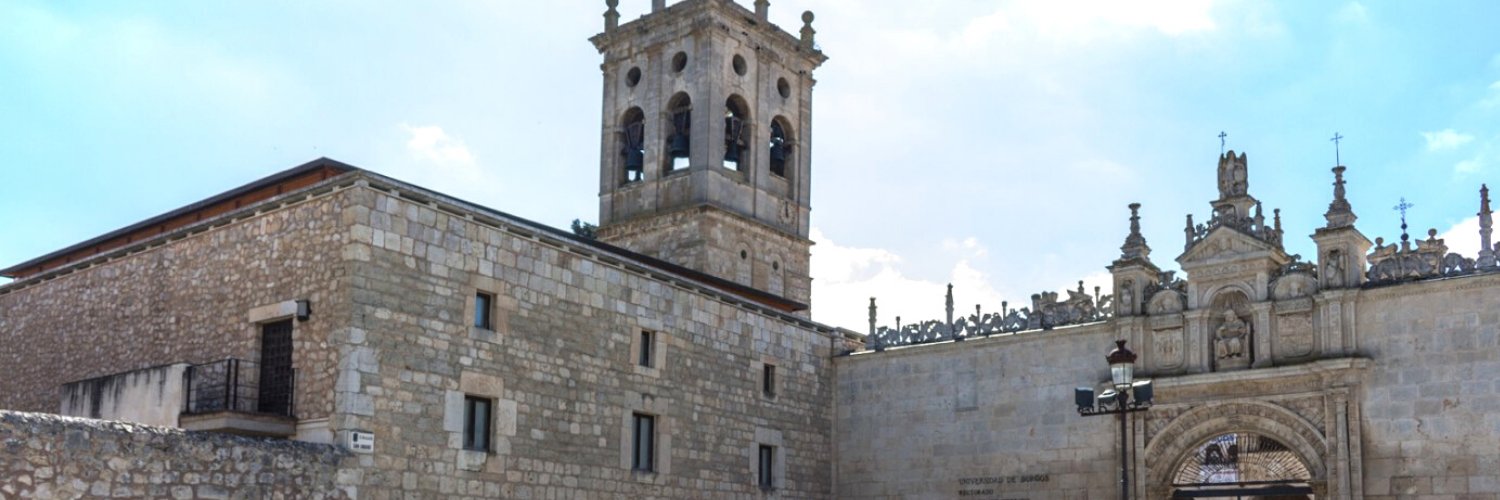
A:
[{"xmin": 1144, "ymin": 400, "xmax": 1327, "ymax": 488}]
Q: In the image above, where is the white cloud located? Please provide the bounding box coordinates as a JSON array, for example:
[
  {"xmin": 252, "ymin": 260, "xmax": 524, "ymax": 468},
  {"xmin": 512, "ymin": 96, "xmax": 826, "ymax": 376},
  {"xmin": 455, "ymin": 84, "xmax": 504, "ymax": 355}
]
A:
[
  {"xmin": 402, "ymin": 124, "xmax": 477, "ymax": 167},
  {"xmin": 1438, "ymin": 215, "xmax": 1482, "ymax": 258},
  {"xmin": 381, "ymin": 123, "xmax": 501, "ymax": 201},
  {"xmin": 810, "ymin": 228, "xmax": 1008, "ymax": 331},
  {"xmin": 1456, "ymin": 158, "xmax": 1483, "ymax": 175},
  {"xmin": 809, "ymin": 229, "xmax": 1116, "ymax": 332},
  {"xmin": 1481, "ymin": 81, "xmax": 1500, "ymax": 108},
  {"xmin": 1422, "ymin": 129, "xmax": 1474, "ymax": 151}
]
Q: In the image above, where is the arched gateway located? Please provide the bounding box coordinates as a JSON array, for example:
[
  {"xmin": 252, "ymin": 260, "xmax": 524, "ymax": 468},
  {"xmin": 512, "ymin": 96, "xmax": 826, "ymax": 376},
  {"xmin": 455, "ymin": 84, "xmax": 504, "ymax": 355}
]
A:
[
  {"xmin": 1145, "ymin": 402, "xmax": 1329, "ymax": 499},
  {"xmin": 1168, "ymin": 432, "xmax": 1315, "ymax": 498}
]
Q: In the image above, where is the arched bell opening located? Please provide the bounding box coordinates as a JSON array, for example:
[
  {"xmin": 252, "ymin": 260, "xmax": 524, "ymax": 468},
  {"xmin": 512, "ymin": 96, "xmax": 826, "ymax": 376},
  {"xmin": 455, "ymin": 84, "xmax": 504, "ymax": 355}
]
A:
[
  {"xmin": 768, "ymin": 116, "xmax": 792, "ymax": 179},
  {"xmin": 665, "ymin": 92, "xmax": 692, "ymax": 172},
  {"xmin": 618, "ymin": 107, "xmax": 646, "ymax": 184},
  {"xmin": 1168, "ymin": 432, "xmax": 1316, "ymax": 499},
  {"xmin": 723, "ymin": 95, "xmax": 750, "ymax": 171}
]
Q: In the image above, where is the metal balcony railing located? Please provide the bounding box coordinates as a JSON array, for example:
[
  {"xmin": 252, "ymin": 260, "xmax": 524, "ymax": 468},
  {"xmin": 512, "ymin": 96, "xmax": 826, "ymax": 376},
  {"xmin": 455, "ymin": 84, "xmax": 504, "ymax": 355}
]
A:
[{"xmin": 183, "ymin": 358, "xmax": 295, "ymax": 418}]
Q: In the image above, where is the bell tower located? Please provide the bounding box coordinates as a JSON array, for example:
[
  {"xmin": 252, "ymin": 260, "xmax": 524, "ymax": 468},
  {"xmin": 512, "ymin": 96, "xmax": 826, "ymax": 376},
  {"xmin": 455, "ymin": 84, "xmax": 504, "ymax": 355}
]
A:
[{"xmin": 590, "ymin": 0, "xmax": 826, "ymax": 313}]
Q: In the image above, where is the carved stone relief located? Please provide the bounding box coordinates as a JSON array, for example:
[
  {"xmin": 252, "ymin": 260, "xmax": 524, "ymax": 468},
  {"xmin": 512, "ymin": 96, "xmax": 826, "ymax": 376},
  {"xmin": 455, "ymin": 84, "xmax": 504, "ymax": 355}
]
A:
[
  {"xmin": 1276, "ymin": 312, "xmax": 1316, "ymax": 358},
  {"xmin": 1148, "ymin": 290, "xmax": 1184, "ymax": 315},
  {"xmin": 1153, "ymin": 327, "xmax": 1185, "ymax": 370},
  {"xmin": 1271, "ymin": 272, "xmax": 1317, "ymax": 301}
]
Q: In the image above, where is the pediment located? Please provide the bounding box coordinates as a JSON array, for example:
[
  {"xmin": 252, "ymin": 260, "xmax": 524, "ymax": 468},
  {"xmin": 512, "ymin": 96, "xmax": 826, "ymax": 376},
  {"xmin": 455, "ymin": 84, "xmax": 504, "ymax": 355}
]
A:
[{"xmin": 1177, "ymin": 226, "xmax": 1289, "ymax": 268}]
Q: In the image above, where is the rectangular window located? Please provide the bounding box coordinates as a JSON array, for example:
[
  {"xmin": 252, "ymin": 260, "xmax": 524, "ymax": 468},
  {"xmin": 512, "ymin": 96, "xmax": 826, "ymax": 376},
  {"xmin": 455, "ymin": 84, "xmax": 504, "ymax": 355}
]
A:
[
  {"xmin": 474, "ymin": 292, "xmax": 493, "ymax": 329},
  {"xmin": 638, "ymin": 330, "xmax": 655, "ymax": 367},
  {"xmin": 758, "ymin": 444, "xmax": 775, "ymax": 490},
  {"xmin": 762, "ymin": 363, "xmax": 776, "ymax": 398},
  {"xmin": 463, "ymin": 396, "xmax": 492, "ymax": 452},
  {"xmin": 632, "ymin": 413, "xmax": 656, "ymax": 471}
]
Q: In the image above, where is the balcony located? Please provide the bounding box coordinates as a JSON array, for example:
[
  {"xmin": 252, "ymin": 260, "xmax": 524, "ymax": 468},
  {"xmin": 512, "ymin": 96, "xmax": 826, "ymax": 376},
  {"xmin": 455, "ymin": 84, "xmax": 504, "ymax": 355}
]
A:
[{"xmin": 180, "ymin": 358, "xmax": 296, "ymax": 437}]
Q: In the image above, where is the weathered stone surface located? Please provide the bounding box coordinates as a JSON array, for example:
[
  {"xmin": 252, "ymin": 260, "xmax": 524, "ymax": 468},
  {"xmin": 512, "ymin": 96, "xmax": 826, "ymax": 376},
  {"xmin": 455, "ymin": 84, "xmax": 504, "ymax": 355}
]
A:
[
  {"xmin": 0, "ymin": 189, "xmax": 351, "ymax": 421},
  {"xmin": 0, "ymin": 411, "xmax": 349, "ymax": 499}
]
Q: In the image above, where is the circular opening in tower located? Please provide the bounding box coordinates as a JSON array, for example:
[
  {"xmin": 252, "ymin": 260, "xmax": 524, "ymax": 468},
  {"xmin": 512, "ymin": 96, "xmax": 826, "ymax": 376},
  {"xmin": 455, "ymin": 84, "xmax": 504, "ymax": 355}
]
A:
[
  {"xmin": 671, "ymin": 51, "xmax": 688, "ymax": 73},
  {"xmin": 732, "ymin": 55, "xmax": 747, "ymax": 76},
  {"xmin": 772, "ymin": 261, "xmax": 780, "ymax": 271},
  {"xmin": 777, "ymin": 77, "xmax": 791, "ymax": 98},
  {"xmin": 740, "ymin": 250, "xmax": 748, "ymax": 259},
  {"xmin": 625, "ymin": 67, "xmax": 641, "ymax": 87}
]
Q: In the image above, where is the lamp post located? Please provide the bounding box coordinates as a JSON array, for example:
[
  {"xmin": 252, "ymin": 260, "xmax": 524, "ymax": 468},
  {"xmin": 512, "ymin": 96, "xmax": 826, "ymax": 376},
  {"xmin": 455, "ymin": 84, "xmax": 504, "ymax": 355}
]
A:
[{"xmin": 1075, "ymin": 340, "xmax": 1153, "ymax": 500}]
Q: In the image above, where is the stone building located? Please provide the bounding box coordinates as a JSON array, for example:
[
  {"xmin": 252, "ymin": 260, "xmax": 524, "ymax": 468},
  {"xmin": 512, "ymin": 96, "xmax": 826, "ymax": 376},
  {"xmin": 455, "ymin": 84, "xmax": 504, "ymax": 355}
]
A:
[{"xmin": 4, "ymin": 1, "xmax": 1500, "ymax": 499}]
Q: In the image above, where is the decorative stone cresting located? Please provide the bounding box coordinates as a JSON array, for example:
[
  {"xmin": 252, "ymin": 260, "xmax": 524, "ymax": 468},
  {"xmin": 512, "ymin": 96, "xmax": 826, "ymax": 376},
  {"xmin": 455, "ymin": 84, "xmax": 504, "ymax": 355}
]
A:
[{"xmin": 866, "ymin": 280, "xmax": 1113, "ymax": 350}]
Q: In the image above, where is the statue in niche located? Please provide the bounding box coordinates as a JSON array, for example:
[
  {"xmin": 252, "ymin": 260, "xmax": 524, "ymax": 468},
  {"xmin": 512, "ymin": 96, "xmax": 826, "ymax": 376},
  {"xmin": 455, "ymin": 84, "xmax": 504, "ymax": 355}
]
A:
[
  {"xmin": 1325, "ymin": 250, "xmax": 1345, "ymax": 288},
  {"xmin": 1119, "ymin": 280, "xmax": 1134, "ymax": 316},
  {"xmin": 1214, "ymin": 309, "xmax": 1250, "ymax": 360}
]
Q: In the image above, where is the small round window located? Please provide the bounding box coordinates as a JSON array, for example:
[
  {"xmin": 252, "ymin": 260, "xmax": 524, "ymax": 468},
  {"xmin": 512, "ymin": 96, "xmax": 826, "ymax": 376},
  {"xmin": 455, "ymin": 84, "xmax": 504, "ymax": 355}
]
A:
[
  {"xmin": 625, "ymin": 67, "xmax": 641, "ymax": 87},
  {"xmin": 732, "ymin": 55, "xmax": 747, "ymax": 76},
  {"xmin": 772, "ymin": 261, "xmax": 780, "ymax": 271},
  {"xmin": 777, "ymin": 77, "xmax": 791, "ymax": 98},
  {"xmin": 671, "ymin": 51, "xmax": 688, "ymax": 73},
  {"xmin": 740, "ymin": 250, "xmax": 748, "ymax": 259}
]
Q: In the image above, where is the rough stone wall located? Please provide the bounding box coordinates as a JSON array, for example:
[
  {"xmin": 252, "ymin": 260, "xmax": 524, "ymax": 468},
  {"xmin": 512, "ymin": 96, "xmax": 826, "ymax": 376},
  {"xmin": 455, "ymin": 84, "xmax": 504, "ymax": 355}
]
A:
[
  {"xmin": 0, "ymin": 410, "xmax": 350, "ymax": 499},
  {"xmin": 835, "ymin": 323, "xmax": 1120, "ymax": 498},
  {"xmin": 334, "ymin": 185, "xmax": 835, "ymax": 498},
  {"xmin": 0, "ymin": 187, "xmax": 353, "ymax": 422},
  {"xmin": 1356, "ymin": 274, "xmax": 1500, "ymax": 498}
]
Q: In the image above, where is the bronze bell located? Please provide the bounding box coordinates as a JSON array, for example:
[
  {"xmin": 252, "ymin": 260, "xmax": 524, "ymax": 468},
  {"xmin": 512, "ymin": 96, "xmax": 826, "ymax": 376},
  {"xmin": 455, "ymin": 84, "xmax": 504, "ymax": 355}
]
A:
[
  {"xmin": 623, "ymin": 148, "xmax": 644, "ymax": 174},
  {"xmin": 668, "ymin": 133, "xmax": 690, "ymax": 158},
  {"xmin": 769, "ymin": 142, "xmax": 786, "ymax": 163}
]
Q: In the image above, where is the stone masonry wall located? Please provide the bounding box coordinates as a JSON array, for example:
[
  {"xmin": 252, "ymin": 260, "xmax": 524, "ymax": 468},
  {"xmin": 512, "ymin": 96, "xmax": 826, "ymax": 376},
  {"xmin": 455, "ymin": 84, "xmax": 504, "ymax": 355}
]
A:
[
  {"xmin": 835, "ymin": 322, "xmax": 1121, "ymax": 498},
  {"xmin": 0, "ymin": 186, "xmax": 353, "ymax": 422},
  {"xmin": 0, "ymin": 410, "xmax": 350, "ymax": 499},
  {"xmin": 332, "ymin": 183, "xmax": 836, "ymax": 498},
  {"xmin": 597, "ymin": 206, "xmax": 812, "ymax": 310},
  {"xmin": 1356, "ymin": 274, "xmax": 1500, "ymax": 498}
]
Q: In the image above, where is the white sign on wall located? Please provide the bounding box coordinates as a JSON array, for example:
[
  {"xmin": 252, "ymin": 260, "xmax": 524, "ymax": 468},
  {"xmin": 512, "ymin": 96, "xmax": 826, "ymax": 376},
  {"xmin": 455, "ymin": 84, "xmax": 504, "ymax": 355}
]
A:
[{"xmin": 344, "ymin": 430, "xmax": 375, "ymax": 453}]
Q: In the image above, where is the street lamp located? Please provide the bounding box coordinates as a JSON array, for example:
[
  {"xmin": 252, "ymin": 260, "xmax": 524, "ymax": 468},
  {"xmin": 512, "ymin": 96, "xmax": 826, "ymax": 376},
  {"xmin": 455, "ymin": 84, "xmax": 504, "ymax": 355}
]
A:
[{"xmin": 1075, "ymin": 340, "xmax": 1153, "ymax": 500}]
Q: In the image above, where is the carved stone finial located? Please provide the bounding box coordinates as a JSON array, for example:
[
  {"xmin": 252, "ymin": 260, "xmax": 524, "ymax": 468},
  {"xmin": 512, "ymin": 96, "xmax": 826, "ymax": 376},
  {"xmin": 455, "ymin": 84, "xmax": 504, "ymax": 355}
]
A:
[
  {"xmin": 1324, "ymin": 166, "xmax": 1357, "ymax": 228},
  {"xmin": 755, "ymin": 0, "xmax": 769, "ymax": 19},
  {"xmin": 945, "ymin": 283, "xmax": 958, "ymax": 341},
  {"xmin": 800, "ymin": 11, "xmax": 816, "ymax": 50},
  {"xmin": 1480, "ymin": 184, "xmax": 1496, "ymax": 269},
  {"xmin": 604, "ymin": 0, "xmax": 620, "ymax": 32},
  {"xmin": 1273, "ymin": 208, "xmax": 1282, "ymax": 234},
  {"xmin": 867, "ymin": 297, "xmax": 877, "ymax": 337},
  {"xmin": 1184, "ymin": 214, "xmax": 1194, "ymax": 252},
  {"xmin": 1119, "ymin": 203, "xmax": 1150, "ymax": 261}
]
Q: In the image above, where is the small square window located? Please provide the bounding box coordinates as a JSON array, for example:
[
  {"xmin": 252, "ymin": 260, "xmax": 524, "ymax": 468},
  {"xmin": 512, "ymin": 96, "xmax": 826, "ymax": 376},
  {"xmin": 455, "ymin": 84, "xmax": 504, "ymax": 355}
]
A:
[
  {"xmin": 463, "ymin": 396, "xmax": 492, "ymax": 452},
  {"xmin": 638, "ymin": 330, "xmax": 655, "ymax": 368},
  {"xmin": 632, "ymin": 413, "xmax": 656, "ymax": 471},
  {"xmin": 762, "ymin": 363, "xmax": 776, "ymax": 398},
  {"xmin": 758, "ymin": 444, "xmax": 775, "ymax": 490},
  {"xmin": 474, "ymin": 292, "xmax": 494, "ymax": 330}
]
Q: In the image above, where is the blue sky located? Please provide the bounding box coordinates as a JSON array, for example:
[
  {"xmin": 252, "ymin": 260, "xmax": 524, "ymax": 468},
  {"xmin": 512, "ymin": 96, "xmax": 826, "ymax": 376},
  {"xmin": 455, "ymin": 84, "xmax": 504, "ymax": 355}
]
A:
[{"xmin": 4, "ymin": 1, "xmax": 1500, "ymax": 329}]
